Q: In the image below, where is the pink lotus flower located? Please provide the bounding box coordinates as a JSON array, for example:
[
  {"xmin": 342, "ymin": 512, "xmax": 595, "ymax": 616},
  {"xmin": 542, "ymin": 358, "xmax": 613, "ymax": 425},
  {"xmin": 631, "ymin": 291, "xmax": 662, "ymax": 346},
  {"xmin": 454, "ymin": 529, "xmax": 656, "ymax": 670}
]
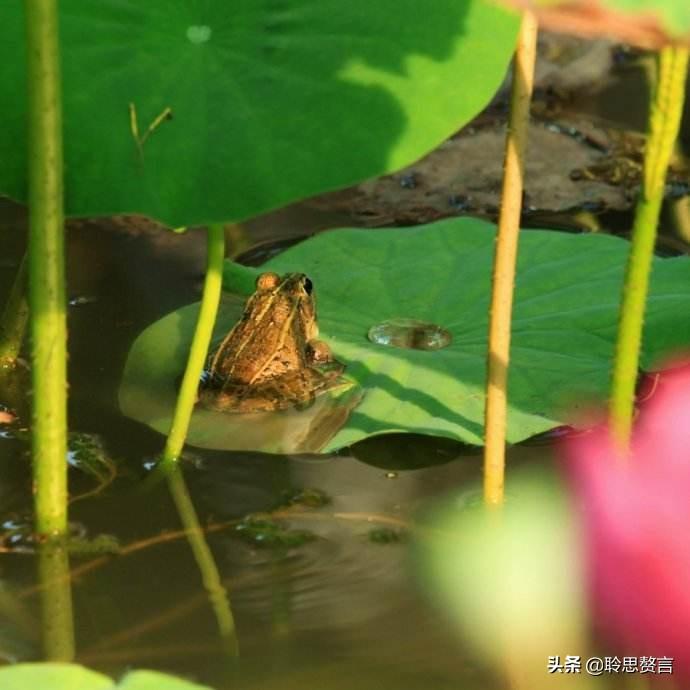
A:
[{"xmin": 565, "ymin": 364, "xmax": 690, "ymax": 679}]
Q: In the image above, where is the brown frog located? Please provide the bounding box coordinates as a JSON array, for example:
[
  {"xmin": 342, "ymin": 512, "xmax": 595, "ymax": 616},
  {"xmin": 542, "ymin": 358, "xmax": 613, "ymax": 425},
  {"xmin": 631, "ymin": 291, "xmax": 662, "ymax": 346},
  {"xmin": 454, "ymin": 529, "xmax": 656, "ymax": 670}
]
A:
[{"xmin": 198, "ymin": 272, "xmax": 345, "ymax": 413}]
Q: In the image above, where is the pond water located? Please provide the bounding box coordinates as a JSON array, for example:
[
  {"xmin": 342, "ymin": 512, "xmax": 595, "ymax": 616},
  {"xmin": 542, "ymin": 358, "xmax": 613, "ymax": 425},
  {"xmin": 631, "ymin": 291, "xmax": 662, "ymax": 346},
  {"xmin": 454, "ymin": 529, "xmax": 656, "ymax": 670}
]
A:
[
  {"xmin": 0, "ymin": 199, "xmax": 559, "ymax": 690},
  {"xmin": 0, "ymin": 38, "xmax": 689, "ymax": 690}
]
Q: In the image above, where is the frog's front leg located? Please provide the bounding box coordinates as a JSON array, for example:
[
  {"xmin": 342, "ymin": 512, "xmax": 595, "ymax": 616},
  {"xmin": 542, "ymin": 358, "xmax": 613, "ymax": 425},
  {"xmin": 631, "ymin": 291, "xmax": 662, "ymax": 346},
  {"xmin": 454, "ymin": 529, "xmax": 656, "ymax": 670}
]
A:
[{"xmin": 307, "ymin": 339, "xmax": 334, "ymax": 365}]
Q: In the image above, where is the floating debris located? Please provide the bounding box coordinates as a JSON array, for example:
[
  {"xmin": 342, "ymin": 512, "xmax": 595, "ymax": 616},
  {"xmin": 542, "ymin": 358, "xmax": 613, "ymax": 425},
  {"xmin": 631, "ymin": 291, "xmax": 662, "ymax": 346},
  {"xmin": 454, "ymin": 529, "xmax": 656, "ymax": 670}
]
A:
[
  {"xmin": 280, "ymin": 487, "xmax": 331, "ymax": 508},
  {"xmin": 234, "ymin": 514, "xmax": 316, "ymax": 549}
]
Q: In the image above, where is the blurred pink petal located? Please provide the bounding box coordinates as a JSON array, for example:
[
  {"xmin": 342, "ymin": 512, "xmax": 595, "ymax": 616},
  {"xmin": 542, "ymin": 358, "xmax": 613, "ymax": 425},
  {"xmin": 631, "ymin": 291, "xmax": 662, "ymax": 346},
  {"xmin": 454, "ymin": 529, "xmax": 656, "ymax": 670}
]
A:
[{"xmin": 565, "ymin": 363, "xmax": 690, "ymax": 678}]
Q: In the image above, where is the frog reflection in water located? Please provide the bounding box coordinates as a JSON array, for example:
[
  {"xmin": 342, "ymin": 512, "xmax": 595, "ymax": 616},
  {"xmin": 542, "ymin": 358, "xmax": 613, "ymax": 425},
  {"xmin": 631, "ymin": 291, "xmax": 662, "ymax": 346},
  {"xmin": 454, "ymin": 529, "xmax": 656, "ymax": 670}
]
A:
[{"xmin": 199, "ymin": 272, "xmax": 345, "ymax": 413}]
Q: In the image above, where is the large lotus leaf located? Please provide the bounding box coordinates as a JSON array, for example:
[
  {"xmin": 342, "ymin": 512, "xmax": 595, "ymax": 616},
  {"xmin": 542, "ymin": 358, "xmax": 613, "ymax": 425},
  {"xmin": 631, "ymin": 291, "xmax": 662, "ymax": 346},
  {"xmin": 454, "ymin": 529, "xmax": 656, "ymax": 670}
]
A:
[
  {"xmin": 119, "ymin": 218, "xmax": 690, "ymax": 453},
  {"xmin": 0, "ymin": 663, "xmax": 211, "ymax": 690},
  {"xmin": 0, "ymin": 1, "xmax": 518, "ymax": 227}
]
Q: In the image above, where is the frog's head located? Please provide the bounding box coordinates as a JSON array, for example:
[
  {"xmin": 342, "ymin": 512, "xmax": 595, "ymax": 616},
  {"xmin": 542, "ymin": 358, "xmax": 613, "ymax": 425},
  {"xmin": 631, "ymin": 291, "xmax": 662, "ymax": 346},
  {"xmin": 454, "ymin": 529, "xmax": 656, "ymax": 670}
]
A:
[{"xmin": 256, "ymin": 272, "xmax": 318, "ymax": 340}]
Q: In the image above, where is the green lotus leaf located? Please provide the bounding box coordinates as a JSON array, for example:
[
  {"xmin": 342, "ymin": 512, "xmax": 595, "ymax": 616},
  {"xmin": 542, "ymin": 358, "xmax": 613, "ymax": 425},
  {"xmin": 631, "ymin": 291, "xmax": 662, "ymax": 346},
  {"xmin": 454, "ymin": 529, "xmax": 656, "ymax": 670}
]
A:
[
  {"xmin": 0, "ymin": 1, "xmax": 518, "ymax": 226},
  {"xmin": 120, "ymin": 217, "xmax": 690, "ymax": 453}
]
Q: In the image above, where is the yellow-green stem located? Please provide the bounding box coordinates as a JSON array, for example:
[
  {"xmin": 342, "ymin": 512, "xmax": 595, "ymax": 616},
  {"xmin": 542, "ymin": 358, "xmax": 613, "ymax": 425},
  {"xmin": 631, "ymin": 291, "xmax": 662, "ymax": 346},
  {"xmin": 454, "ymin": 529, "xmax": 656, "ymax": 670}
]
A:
[
  {"xmin": 609, "ymin": 46, "xmax": 689, "ymax": 450},
  {"xmin": 0, "ymin": 252, "xmax": 29, "ymax": 366},
  {"xmin": 38, "ymin": 540, "xmax": 75, "ymax": 661},
  {"xmin": 161, "ymin": 224, "xmax": 225, "ymax": 463},
  {"xmin": 25, "ymin": 0, "xmax": 68, "ymax": 535},
  {"xmin": 483, "ymin": 12, "xmax": 538, "ymax": 506}
]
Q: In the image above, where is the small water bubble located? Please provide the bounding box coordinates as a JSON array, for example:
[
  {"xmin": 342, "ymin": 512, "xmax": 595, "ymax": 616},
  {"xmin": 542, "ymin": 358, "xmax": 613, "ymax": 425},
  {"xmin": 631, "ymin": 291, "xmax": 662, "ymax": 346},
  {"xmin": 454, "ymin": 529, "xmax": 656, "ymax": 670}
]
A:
[
  {"xmin": 186, "ymin": 25, "xmax": 212, "ymax": 44},
  {"xmin": 368, "ymin": 318, "xmax": 452, "ymax": 351},
  {"xmin": 68, "ymin": 295, "xmax": 98, "ymax": 307}
]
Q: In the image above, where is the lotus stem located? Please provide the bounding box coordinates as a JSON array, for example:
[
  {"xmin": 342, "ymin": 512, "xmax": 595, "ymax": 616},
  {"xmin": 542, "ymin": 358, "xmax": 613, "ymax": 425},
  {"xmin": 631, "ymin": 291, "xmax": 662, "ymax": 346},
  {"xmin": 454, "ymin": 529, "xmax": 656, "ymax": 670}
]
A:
[
  {"xmin": 483, "ymin": 11, "xmax": 538, "ymax": 506},
  {"xmin": 609, "ymin": 46, "xmax": 689, "ymax": 450},
  {"xmin": 25, "ymin": 0, "xmax": 68, "ymax": 535},
  {"xmin": 161, "ymin": 223, "xmax": 225, "ymax": 463},
  {"xmin": 0, "ymin": 252, "xmax": 29, "ymax": 366},
  {"xmin": 38, "ymin": 540, "xmax": 75, "ymax": 661}
]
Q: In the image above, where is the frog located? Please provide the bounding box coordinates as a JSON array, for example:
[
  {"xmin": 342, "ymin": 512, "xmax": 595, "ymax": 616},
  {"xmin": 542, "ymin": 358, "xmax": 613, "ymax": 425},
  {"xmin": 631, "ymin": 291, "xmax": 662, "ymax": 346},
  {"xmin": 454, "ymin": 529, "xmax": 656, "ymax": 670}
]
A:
[{"xmin": 198, "ymin": 272, "xmax": 345, "ymax": 413}]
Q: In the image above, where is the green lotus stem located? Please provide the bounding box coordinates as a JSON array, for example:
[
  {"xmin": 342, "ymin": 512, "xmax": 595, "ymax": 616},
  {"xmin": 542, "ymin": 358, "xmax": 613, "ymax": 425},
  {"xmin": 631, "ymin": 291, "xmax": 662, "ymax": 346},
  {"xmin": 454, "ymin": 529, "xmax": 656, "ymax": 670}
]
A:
[
  {"xmin": 25, "ymin": 0, "xmax": 68, "ymax": 535},
  {"xmin": 38, "ymin": 540, "xmax": 75, "ymax": 661},
  {"xmin": 483, "ymin": 11, "xmax": 538, "ymax": 507},
  {"xmin": 609, "ymin": 46, "xmax": 689, "ymax": 450},
  {"xmin": 161, "ymin": 223, "xmax": 225, "ymax": 463},
  {"xmin": 166, "ymin": 464, "xmax": 239, "ymax": 655},
  {"xmin": 0, "ymin": 252, "xmax": 29, "ymax": 366}
]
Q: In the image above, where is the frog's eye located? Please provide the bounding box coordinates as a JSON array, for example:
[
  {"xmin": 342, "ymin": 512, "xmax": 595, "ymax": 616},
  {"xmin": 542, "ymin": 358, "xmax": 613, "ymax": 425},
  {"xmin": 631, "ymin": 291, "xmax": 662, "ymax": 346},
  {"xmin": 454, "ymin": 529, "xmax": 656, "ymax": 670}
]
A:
[
  {"xmin": 303, "ymin": 277, "xmax": 313, "ymax": 295},
  {"xmin": 257, "ymin": 272, "xmax": 281, "ymax": 290}
]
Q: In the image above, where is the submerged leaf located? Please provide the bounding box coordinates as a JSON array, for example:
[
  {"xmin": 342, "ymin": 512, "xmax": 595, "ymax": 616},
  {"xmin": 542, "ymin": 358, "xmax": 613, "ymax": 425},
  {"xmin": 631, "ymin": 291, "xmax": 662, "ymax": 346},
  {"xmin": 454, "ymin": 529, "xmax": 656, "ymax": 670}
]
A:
[{"xmin": 120, "ymin": 218, "xmax": 690, "ymax": 452}]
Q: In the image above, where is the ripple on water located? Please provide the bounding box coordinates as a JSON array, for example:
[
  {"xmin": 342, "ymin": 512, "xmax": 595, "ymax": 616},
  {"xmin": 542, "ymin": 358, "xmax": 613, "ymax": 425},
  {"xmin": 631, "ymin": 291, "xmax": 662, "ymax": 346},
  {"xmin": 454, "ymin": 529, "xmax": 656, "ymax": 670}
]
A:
[{"xmin": 222, "ymin": 514, "xmax": 410, "ymax": 631}]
